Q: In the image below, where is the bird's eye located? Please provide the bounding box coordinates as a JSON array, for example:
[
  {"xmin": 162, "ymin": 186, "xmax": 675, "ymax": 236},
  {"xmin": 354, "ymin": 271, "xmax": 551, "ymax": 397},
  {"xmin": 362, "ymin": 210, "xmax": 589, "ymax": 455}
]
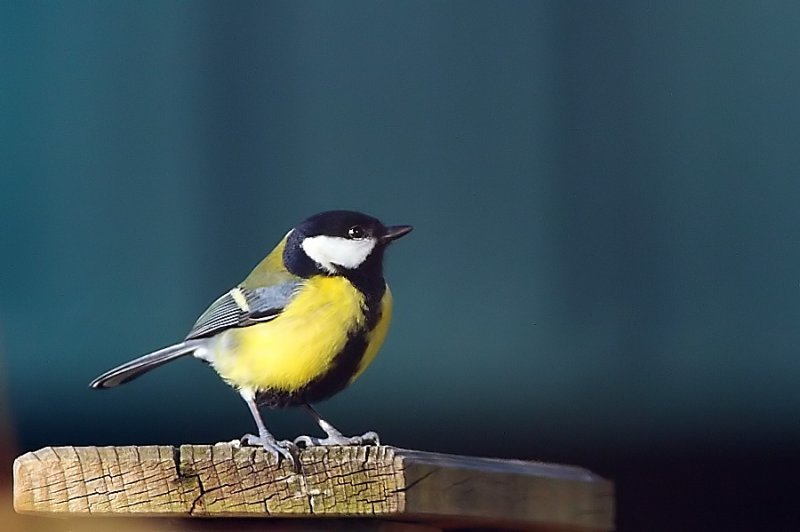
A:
[{"xmin": 347, "ymin": 225, "xmax": 366, "ymax": 239}]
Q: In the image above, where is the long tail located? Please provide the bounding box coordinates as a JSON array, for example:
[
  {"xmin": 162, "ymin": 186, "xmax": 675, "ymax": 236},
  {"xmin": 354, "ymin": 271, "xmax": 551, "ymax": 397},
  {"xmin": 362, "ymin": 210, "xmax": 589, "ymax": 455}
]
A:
[{"xmin": 89, "ymin": 340, "xmax": 203, "ymax": 389}]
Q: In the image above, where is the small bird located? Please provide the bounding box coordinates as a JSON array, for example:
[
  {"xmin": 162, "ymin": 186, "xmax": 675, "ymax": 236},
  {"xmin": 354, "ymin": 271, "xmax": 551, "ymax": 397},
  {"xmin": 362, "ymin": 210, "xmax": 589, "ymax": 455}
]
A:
[{"xmin": 90, "ymin": 210, "xmax": 412, "ymax": 467}]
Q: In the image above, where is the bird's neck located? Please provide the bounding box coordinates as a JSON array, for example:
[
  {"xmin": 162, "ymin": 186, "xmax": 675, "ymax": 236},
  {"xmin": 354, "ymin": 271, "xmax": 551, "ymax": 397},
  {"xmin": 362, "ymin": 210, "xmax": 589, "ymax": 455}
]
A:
[
  {"xmin": 339, "ymin": 253, "xmax": 386, "ymax": 330},
  {"xmin": 284, "ymin": 233, "xmax": 387, "ymax": 328}
]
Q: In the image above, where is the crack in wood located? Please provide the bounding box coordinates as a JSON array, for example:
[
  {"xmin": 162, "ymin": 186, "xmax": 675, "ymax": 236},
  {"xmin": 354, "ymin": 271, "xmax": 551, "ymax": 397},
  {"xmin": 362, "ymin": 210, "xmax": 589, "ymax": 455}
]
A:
[
  {"xmin": 13, "ymin": 444, "xmax": 614, "ymax": 531},
  {"xmin": 390, "ymin": 470, "xmax": 436, "ymax": 494}
]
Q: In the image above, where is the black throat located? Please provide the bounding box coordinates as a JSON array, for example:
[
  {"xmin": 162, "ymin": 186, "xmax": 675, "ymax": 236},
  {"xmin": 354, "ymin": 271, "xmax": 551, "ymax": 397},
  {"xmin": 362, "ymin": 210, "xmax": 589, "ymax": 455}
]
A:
[{"xmin": 338, "ymin": 247, "xmax": 387, "ymax": 330}]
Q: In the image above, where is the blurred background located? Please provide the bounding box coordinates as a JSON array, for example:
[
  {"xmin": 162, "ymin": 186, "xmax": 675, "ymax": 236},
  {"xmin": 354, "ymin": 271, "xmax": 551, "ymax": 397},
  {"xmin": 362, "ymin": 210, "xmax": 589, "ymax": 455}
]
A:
[{"xmin": 2, "ymin": 1, "xmax": 800, "ymax": 530}]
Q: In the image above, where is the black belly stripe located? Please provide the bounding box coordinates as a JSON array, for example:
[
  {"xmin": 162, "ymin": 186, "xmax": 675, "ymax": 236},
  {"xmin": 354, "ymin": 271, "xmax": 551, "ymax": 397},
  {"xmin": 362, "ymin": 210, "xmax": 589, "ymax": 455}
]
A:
[
  {"xmin": 255, "ymin": 279, "xmax": 386, "ymax": 409},
  {"xmin": 255, "ymin": 329, "xmax": 369, "ymax": 408}
]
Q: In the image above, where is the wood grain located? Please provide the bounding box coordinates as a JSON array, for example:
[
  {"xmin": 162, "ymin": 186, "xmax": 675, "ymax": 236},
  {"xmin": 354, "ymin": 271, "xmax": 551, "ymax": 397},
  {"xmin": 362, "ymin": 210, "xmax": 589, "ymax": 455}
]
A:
[{"xmin": 13, "ymin": 444, "xmax": 613, "ymax": 531}]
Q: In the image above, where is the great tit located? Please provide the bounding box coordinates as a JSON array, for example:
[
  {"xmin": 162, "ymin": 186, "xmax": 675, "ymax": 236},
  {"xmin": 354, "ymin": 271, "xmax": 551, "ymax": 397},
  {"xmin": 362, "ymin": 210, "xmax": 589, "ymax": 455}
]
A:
[{"xmin": 90, "ymin": 210, "xmax": 412, "ymax": 467}]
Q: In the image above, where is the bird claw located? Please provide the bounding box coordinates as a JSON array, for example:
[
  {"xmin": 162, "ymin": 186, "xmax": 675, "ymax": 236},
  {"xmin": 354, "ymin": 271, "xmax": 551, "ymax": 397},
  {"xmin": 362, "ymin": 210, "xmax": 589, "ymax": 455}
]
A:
[
  {"xmin": 294, "ymin": 430, "xmax": 380, "ymax": 448},
  {"xmin": 240, "ymin": 433, "xmax": 300, "ymax": 471}
]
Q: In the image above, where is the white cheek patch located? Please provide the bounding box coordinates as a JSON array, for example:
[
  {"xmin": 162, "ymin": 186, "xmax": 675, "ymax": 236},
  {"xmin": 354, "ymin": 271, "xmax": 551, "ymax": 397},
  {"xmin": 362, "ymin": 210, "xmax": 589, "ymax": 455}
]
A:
[{"xmin": 302, "ymin": 235, "xmax": 377, "ymax": 273}]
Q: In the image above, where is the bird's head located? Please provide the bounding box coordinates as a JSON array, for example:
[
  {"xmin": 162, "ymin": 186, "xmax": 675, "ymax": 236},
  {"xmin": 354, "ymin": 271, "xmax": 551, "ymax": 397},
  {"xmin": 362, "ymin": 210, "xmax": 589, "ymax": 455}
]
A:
[{"xmin": 284, "ymin": 210, "xmax": 412, "ymax": 278}]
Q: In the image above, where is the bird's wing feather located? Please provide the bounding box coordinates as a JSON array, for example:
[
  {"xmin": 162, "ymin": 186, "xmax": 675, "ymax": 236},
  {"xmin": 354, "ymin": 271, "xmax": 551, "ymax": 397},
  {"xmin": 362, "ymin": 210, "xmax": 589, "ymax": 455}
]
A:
[
  {"xmin": 185, "ymin": 281, "xmax": 302, "ymax": 340},
  {"xmin": 186, "ymin": 232, "xmax": 304, "ymax": 340}
]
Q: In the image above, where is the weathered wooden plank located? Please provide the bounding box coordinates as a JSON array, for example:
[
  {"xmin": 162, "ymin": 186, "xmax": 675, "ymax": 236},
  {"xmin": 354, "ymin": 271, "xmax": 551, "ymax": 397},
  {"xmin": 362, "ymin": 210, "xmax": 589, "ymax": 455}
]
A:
[
  {"xmin": 22, "ymin": 517, "xmax": 443, "ymax": 532},
  {"xmin": 13, "ymin": 444, "xmax": 613, "ymax": 531}
]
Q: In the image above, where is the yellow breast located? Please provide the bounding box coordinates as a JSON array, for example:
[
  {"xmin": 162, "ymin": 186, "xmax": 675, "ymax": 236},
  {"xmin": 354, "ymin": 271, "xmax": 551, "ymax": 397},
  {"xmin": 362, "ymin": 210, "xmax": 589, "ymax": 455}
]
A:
[{"xmin": 208, "ymin": 276, "xmax": 390, "ymax": 394}]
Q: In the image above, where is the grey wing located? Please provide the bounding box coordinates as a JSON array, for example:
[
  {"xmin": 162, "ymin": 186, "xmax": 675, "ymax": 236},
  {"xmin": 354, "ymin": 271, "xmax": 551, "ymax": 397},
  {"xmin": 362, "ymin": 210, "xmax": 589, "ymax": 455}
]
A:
[{"xmin": 184, "ymin": 281, "xmax": 302, "ymax": 340}]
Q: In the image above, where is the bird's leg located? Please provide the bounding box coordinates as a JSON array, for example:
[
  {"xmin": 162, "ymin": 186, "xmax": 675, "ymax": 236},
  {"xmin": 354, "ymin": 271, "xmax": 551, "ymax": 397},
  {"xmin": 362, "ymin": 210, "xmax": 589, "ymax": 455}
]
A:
[
  {"xmin": 294, "ymin": 403, "xmax": 380, "ymax": 448},
  {"xmin": 238, "ymin": 390, "xmax": 299, "ymax": 470}
]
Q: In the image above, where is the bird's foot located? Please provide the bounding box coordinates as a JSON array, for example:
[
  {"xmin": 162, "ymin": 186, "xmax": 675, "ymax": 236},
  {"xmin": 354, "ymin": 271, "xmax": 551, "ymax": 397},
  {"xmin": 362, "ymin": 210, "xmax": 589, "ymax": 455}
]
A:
[
  {"xmin": 241, "ymin": 433, "xmax": 300, "ymax": 470},
  {"xmin": 294, "ymin": 430, "xmax": 380, "ymax": 448}
]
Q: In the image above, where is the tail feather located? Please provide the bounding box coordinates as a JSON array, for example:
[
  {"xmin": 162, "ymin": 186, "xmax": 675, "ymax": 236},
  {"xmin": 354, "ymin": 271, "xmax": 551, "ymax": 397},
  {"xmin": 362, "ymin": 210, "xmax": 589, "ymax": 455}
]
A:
[{"xmin": 89, "ymin": 340, "xmax": 202, "ymax": 389}]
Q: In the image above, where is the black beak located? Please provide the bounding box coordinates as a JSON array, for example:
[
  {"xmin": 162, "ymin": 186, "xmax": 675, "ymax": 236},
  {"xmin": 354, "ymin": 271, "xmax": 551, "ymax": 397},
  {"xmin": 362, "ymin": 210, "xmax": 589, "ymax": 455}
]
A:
[{"xmin": 381, "ymin": 225, "xmax": 413, "ymax": 243}]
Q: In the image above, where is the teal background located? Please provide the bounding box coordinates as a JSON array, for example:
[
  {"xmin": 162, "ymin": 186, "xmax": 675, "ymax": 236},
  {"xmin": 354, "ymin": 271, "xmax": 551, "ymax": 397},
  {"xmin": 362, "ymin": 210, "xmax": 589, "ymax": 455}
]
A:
[{"xmin": 2, "ymin": 2, "xmax": 800, "ymax": 530}]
